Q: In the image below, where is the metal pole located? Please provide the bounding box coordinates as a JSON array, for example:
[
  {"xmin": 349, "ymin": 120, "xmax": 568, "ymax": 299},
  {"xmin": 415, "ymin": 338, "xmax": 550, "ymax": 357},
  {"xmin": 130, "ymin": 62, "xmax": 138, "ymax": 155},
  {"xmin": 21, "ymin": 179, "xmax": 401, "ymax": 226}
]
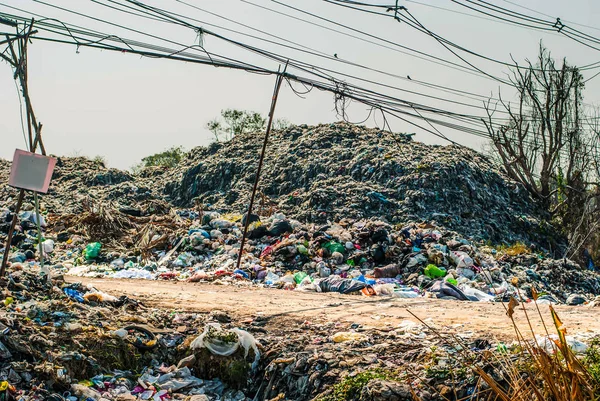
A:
[{"xmin": 235, "ymin": 64, "xmax": 288, "ymax": 272}]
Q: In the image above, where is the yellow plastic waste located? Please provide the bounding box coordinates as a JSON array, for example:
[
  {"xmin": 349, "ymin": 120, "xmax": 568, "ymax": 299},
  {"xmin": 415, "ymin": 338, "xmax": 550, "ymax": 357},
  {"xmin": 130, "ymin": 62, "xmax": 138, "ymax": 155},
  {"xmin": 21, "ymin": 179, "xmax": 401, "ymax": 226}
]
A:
[
  {"xmin": 221, "ymin": 213, "xmax": 243, "ymax": 222},
  {"xmin": 332, "ymin": 332, "xmax": 367, "ymax": 343}
]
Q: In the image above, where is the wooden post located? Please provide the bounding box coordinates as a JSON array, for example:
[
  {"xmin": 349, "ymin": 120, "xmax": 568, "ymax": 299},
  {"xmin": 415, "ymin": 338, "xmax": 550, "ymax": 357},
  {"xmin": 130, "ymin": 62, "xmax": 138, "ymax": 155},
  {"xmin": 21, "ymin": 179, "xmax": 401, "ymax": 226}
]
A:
[
  {"xmin": 235, "ymin": 64, "xmax": 288, "ymax": 272},
  {"xmin": 0, "ymin": 19, "xmax": 46, "ymax": 277}
]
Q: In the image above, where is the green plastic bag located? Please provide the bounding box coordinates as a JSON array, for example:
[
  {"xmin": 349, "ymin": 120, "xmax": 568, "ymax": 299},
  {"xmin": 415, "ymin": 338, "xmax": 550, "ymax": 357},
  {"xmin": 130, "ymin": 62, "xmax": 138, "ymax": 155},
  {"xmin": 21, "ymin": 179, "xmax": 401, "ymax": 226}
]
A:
[
  {"xmin": 424, "ymin": 264, "xmax": 446, "ymax": 278},
  {"xmin": 84, "ymin": 242, "xmax": 101, "ymax": 260},
  {"xmin": 445, "ymin": 277, "xmax": 458, "ymax": 286},
  {"xmin": 297, "ymin": 244, "xmax": 308, "ymax": 256},
  {"xmin": 322, "ymin": 241, "xmax": 345, "ymax": 254},
  {"xmin": 294, "ymin": 271, "xmax": 308, "ymax": 284}
]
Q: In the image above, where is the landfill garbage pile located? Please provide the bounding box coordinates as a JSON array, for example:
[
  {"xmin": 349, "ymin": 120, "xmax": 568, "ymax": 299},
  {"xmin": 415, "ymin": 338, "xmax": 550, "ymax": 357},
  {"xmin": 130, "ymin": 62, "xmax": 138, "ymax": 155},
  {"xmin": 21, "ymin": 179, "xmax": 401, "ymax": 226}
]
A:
[
  {"xmin": 0, "ymin": 157, "xmax": 169, "ymax": 215},
  {"xmin": 165, "ymin": 122, "xmax": 547, "ymax": 245},
  {"xmin": 0, "ymin": 121, "xmax": 598, "ymax": 304},
  {"xmin": 24, "ymin": 207, "xmax": 600, "ymax": 305}
]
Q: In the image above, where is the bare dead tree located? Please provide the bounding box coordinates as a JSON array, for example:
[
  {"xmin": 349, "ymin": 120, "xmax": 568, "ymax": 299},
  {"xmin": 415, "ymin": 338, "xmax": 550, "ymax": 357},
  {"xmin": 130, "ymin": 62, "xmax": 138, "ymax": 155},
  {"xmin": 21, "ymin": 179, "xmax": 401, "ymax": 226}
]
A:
[{"xmin": 483, "ymin": 43, "xmax": 600, "ymax": 262}]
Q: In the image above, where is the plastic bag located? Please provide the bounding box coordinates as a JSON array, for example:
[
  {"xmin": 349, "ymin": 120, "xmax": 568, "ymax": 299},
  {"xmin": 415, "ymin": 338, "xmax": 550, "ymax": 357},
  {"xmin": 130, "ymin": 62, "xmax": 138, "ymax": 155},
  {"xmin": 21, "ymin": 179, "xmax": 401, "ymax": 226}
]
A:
[
  {"xmin": 111, "ymin": 269, "xmax": 155, "ymax": 280},
  {"xmin": 406, "ymin": 254, "xmax": 427, "ymax": 268},
  {"xmin": 83, "ymin": 290, "xmax": 119, "ymax": 303},
  {"xmin": 373, "ymin": 264, "xmax": 401, "ymax": 278},
  {"xmin": 322, "ymin": 241, "xmax": 345, "ymax": 254},
  {"xmin": 64, "ymin": 288, "xmax": 84, "ymax": 302},
  {"xmin": 42, "ymin": 239, "xmax": 55, "ymax": 254},
  {"xmin": 424, "ymin": 264, "xmax": 446, "ymax": 278},
  {"xmin": 354, "ymin": 275, "xmax": 376, "ymax": 286},
  {"xmin": 393, "ymin": 289, "xmax": 419, "ymax": 298},
  {"xmin": 191, "ymin": 323, "xmax": 260, "ymax": 369},
  {"xmin": 460, "ymin": 285, "xmax": 494, "ymax": 302},
  {"xmin": 156, "ymin": 367, "xmax": 203, "ymax": 391},
  {"xmin": 536, "ymin": 334, "xmax": 588, "ymax": 354},
  {"xmin": 450, "ymin": 251, "xmax": 473, "ymax": 268},
  {"xmin": 373, "ymin": 283, "xmax": 396, "ymax": 296},
  {"xmin": 294, "ymin": 271, "xmax": 308, "ymax": 284},
  {"xmin": 332, "ymin": 332, "xmax": 366, "ymax": 343},
  {"xmin": 84, "ymin": 242, "xmax": 101, "ymax": 260},
  {"xmin": 319, "ymin": 276, "xmax": 367, "ymax": 294},
  {"xmin": 297, "ymin": 281, "xmax": 322, "ymax": 292},
  {"xmin": 264, "ymin": 271, "xmax": 280, "ymax": 285},
  {"xmin": 428, "ymin": 281, "xmax": 469, "ymax": 301}
]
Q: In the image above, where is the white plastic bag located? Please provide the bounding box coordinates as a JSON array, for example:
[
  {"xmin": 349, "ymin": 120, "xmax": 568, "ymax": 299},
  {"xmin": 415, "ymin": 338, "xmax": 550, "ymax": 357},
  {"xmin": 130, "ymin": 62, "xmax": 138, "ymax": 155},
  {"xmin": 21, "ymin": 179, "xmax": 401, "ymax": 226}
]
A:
[
  {"xmin": 392, "ymin": 289, "xmax": 419, "ymax": 298},
  {"xmin": 461, "ymin": 285, "xmax": 494, "ymax": 302},
  {"xmin": 373, "ymin": 283, "xmax": 395, "ymax": 296},
  {"xmin": 450, "ymin": 251, "xmax": 473, "ymax": 268},
  {"xmin": 42, "ymin": 239, "xmax": 55, "ymax": 254},
  {"xmin": 191, "ymin": 323, "xmax": 261, "ymax": 369}
]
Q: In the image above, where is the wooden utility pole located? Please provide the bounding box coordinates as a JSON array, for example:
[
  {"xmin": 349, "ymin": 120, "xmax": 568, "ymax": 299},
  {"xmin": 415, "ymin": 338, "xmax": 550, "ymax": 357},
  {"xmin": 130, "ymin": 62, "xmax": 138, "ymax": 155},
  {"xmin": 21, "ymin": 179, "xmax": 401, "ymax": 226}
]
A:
[
  {"xmin": 0, "ymin": 19, "xmax": 46, "ymax": 277},
  {"xmin": 235, "ymin": 64, "xmax": 288, "ymax": 272}
]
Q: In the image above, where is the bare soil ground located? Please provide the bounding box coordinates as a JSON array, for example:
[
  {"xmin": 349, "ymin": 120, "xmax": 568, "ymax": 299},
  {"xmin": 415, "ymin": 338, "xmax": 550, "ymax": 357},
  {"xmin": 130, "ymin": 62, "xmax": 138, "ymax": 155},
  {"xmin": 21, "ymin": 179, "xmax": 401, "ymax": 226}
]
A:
[{"xmin": 69, "ymin": 277, "xmax": 600, "ymax": 341}]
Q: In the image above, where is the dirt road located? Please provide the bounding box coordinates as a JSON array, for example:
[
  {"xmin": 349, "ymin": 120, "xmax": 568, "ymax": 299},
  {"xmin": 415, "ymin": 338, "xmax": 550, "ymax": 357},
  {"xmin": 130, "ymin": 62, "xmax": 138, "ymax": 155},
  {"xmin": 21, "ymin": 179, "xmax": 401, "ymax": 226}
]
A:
[{"xmin": 70, "ymin": 277, "xmax": 600, "ymax": 341}]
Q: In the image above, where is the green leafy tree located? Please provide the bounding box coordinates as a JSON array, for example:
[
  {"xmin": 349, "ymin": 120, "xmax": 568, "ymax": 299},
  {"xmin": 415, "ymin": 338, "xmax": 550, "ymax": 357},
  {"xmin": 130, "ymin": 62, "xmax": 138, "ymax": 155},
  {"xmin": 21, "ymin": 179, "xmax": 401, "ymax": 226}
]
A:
[
  {"xmin": 207, "ymin": 109, "xmax": 267, "ymax": 142},
  {"xmin": 132, "ymin": 146, "xmax": 185, "ymax": 173}
]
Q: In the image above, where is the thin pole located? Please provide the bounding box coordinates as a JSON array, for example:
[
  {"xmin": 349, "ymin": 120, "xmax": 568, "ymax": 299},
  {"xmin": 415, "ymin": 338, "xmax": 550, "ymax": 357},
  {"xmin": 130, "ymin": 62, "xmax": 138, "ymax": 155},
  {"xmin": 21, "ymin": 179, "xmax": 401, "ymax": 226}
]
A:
[
  {"xmin": 33, "ymin": 192, "xmax": 45, "ymax": 273},
  {"xmin": 0, "ymin": 190, "xmax": 24, "ymax": 277},
  {"xmin": 235, "ymin": 64, "xmax": 288, "ymax": 272}
]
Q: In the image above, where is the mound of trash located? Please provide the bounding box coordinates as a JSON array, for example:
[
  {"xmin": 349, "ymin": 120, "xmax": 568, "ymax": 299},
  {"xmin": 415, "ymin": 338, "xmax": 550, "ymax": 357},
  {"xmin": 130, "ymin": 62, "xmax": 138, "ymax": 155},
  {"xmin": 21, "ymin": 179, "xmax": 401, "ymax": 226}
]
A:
[
  {"xmin": 1, "ymin": 122, "xmax": 550, "ymax": 246},
  {"xmin": 57, "ymin": 210, "xmax": 600, "ymax": 305},
  {"xmin": 165, "ymin": 122, "xmax": 547, "ymax": 245},
  {"xmin": 1, "ymin": 122, "xmax": 597, "ymax": 305},
  {"xmin": 0, "ymin": 156, "xmax": 166, "ymax": 216}
]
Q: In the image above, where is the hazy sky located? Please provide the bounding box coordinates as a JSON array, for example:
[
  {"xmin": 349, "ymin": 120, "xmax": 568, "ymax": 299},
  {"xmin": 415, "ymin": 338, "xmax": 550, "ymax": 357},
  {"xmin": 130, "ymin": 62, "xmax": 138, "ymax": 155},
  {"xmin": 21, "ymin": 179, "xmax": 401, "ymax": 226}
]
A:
[{"xmin": 1, "ymin": 0, "xmax": 599, "ymax": 170}]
